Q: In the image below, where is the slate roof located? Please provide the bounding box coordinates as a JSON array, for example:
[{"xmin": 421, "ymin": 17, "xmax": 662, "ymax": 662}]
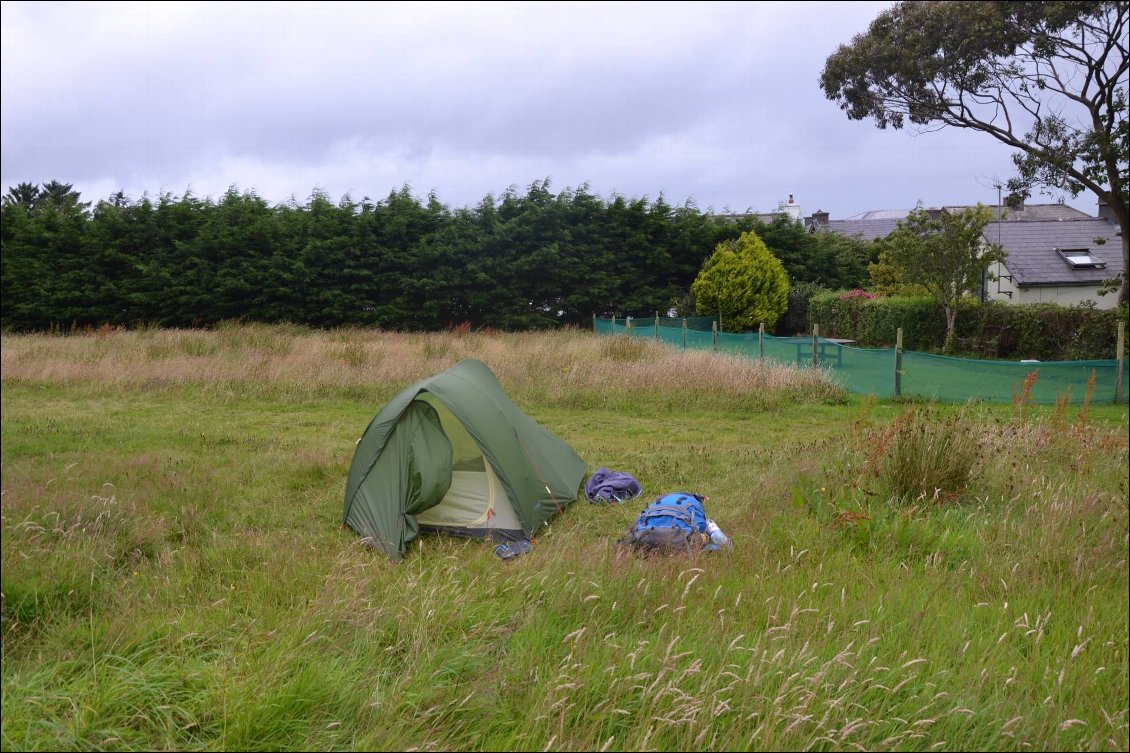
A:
[
  {"xmin": 818, "ymin": 204, "xmax": 1106, "ymax": 248},
  {"xmin": 989, "ymin": 218, "xmax": 1123, "ymax": 286},
  {"xmin": 842, "ymin": 209, "xmax": 911, "ymax": 221},
  {"xmin": 820, "ymin": 218, "xmax": 903, "ymax": 241},
  {"xmin": 945, "ymin": 203, "xmax": 1091, "ymax": 222}
]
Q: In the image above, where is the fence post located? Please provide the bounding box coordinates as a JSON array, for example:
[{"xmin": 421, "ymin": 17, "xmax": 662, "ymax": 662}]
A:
[
  {"xmin": 627, "ymin": 316, "xmax": 633, "ymax": 336},
  {"xmin": 712, "ymin": 320, "xmax": 718, "ymax": 352},
  {"xmin": 812, "ymin": 323, "xmax": 819, "ymax": 367},
  {"xmin": 895, "ymin": 327, "xmax": 903, "ymax": 398},
  {"xmin": 682, "ymin": 318, "xmax": 687, "ymax": 349},
  {"xmin": 1116, "ymin": 321, "xmax": 1125, "ymax": 405},
  {"xmin": 592, "ymin": 313, "xmax": 596, "ymax": 333},
  {"xmin": 655, "ymin": 311, "xmax": 660, "ymax": 340},
  {"xmin": 611, "ymin": 314, "xmax": 616, "ymax": 332},
  {"xmin": 758, "ymin": 323, "xmax": 765, "ymax": 359}
]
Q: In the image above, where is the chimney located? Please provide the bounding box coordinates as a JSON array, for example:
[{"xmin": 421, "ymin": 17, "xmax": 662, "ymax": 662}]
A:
[
  {"xmin": 811, "ymin": 209, "xmax": 830, "ymax": 226},
  {"xmin": 784, "ymin": 193, "xmax": 801, "ymax": 222},
  {"xmin": 1097, "ymin": 199, "xmax": 1117, "ymax": 224}
]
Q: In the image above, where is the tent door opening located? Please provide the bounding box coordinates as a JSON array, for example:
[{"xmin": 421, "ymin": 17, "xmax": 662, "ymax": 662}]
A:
[{"xmin": 413, "ymin": 394, "xmax": 523, "ymax": 537}]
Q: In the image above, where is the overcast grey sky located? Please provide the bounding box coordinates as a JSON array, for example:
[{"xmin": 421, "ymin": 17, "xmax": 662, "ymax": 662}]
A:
[{"xmin": 0, "ymin": 0, "xmax": 1099, "ymax": 219}]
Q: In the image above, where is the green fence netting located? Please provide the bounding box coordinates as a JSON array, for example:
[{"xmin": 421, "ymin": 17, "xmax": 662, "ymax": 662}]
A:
[
  {"xmin": 900, "ymin": 352, "xmax": 1124, "ymax": 404},
  {"xmin": 595, "ymin": 315, "xmax": 719, "ymax": 335},
  {"xmin": 594, "ymin": 318, "xmax": 1127, "ymax": 404}
]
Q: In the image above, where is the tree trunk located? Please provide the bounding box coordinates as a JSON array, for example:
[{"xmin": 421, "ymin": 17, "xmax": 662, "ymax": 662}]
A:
[
  {"xmin": 1118, "ymin": 213, "xmax": 1129, "ymax": 306},
  {"xmin": 943, "ymin": 306, "xmax": 957, "ymax": 354},
  {"xmin": 1104, "ymin": 168, "xmax": 1128, "ymax": 306}
]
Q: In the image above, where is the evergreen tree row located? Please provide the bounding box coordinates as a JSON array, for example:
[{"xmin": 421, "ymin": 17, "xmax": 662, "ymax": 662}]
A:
[{"xmin": 1, "ymin": 180, "xmax": 874, "ymax": 331}]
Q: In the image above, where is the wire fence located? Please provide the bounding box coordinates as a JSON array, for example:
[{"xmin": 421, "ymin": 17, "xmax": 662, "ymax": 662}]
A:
[{"xmin": 594, "ymin": 316, "xmax": 1128, "ymax": 405}]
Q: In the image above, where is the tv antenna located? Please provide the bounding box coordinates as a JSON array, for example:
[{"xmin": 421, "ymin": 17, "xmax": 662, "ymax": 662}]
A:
[{"xmin": 976, "ymin": 174, "xmax": 1005, "ymax": 300}]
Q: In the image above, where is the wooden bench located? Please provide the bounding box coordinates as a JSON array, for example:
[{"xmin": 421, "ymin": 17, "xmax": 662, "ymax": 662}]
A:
[
  {"xmin": 958, "ymin": 325, "xmax": 1010, "ymax": 358},
  {"xmin": 795, "ymin": 338, "xmax": 855, "ymax": 367}
]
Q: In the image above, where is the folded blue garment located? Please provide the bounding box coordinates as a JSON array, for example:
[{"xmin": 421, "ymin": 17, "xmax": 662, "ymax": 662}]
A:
[{"xmin": 584, "ymin": 467, "xmax": 642, "ymax": 503}]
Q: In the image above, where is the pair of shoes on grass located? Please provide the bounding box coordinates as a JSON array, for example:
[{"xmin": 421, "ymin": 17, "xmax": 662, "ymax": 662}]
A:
[{"xmin": 494, "ymin": 539, "xmax": 533, "ymax": 561}]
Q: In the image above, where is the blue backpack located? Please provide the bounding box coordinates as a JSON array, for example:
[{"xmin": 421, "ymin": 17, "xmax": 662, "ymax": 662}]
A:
[{"xmin": 621, "ymin": 492, "xmax": 709, "ymax": 553}]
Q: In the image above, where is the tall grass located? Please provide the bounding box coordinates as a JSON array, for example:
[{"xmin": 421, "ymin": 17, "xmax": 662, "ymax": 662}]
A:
[
  {"xmin": 879, "ymin": 405, "xmax": 985, "ymax": 503},
  {"xmin": 2, "ymin": 325, "xmax": 1127, "ymax": 751},
  {"xmin": 0, "ymin": 325, "xmax": 845, "ymax": 410}
]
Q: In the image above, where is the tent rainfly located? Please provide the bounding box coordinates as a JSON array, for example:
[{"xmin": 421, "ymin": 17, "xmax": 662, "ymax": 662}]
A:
[{"xmin": 343, "ymin": 359, "xmax": 588, "ymax": 561}]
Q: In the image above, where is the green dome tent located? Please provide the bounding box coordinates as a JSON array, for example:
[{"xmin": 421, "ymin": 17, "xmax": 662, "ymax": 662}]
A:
[{"xmin": 344, "ymin": 359, "xmax": 588, "ymax": 561}]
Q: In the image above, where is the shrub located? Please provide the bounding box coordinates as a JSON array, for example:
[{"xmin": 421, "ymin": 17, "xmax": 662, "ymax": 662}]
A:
[
  {"xmin": 839, "ymin": 288, "xmax": 876, "ymax": 301},
  {"xmin": 808, "ymin": 293, "xmax": 945, "ymax": 348},
  {"xmin": 809, "ymin": 295, "xmax": 1125, "ymax": 358},
  {"xmin": 776, "ymin": 281, "xmax": 830, "ymax": 336},
  {"xmin": 693, "ymin": 230, "xmax": 789, "ymax": 332},
  {"xmin": 954, "ymin": 301, "xmax": 1126, "ymax": 360}
]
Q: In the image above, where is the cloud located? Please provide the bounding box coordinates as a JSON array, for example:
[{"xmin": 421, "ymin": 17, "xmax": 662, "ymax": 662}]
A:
[{"xmin": 1, "ymin": 1, "xmax": 1093, "ymax": 218}]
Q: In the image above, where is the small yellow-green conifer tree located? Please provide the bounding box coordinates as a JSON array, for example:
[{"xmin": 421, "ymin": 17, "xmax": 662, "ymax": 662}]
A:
[{"xmin": 692, "ymin": 230, "xmax": 789, "ymax": 331}]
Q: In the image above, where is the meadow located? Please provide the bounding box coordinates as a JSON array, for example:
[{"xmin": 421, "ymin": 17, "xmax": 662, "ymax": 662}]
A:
[{"xmin": 1, "ymin": 324, "xmax": 1127, "ymax": 751}]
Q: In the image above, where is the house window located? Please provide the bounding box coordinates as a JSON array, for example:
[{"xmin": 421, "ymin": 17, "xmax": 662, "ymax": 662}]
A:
[{"xmin": 1056, "ymin": 248, "xmax": 1106, "ymax": 268}]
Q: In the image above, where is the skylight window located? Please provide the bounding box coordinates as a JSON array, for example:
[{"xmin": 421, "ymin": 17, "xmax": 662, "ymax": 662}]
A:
[{"xmin": 1057, "ymin": 248, "xmax": 1105, "ymax": 268}]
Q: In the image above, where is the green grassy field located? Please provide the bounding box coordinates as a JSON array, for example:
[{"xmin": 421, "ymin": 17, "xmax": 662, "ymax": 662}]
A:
[{"xmin": 2, "ymin": 325, "xmax": 1127, "ymax": 751}]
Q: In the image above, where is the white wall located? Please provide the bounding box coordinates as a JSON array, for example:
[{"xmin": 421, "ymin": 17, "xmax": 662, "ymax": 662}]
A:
[{"xmin": 985, "ymin": 261, "xmax": 1119, "ymax": 308}]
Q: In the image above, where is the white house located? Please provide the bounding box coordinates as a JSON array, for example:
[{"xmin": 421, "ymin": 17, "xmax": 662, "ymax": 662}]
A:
[
  {"xmin": 974, "ymin": 203, "xmax": 1123, "ymax": 309},
  {"xmin": 814, "ymin": 201, "xmax": 1123, "ymax": 309}
]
